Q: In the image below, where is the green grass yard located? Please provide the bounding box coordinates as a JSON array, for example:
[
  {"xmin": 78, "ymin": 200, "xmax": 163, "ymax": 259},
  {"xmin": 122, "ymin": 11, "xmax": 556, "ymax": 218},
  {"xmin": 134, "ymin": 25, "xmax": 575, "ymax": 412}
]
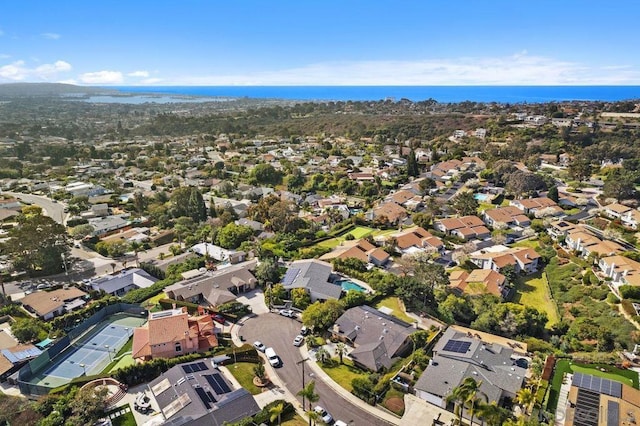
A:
[
  {"xmin": 511, "ymin": 239, "xmax": 540, "ymax": 249},
  {"xmin": 226, "ymin": 362, "xmax": 263, "ymax": 395},
  {"xmin": 513, "ymin": 271, "xmax": 560, "ymax": 327},
  {"xmin": 319, "ymin": 358, "xmax": 368, "ymax": 392},
  {"xmin": 374, "ymin": 296, "xmax": 415, "ymax": 324}
]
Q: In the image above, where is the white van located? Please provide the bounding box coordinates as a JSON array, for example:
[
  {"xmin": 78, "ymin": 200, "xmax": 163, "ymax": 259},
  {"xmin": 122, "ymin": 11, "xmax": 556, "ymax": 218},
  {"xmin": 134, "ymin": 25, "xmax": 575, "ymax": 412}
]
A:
[{"xmin": 265, "ymin": 347, "xmax": 280, "ymax": 367}]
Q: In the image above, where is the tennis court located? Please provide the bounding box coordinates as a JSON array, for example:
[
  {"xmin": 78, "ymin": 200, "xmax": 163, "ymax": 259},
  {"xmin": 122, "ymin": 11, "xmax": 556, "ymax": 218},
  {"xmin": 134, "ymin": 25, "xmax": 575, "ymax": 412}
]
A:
[{"xmin": 31, "ymin": 314, "xmax": 146, "ymax": 389}]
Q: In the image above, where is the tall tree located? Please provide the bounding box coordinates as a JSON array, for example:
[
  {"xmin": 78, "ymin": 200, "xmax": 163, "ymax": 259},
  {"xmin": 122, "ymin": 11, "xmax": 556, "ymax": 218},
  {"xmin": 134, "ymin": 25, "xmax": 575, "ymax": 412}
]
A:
[
  {"xmin": 269, "ymin": 402, "xmax": 284, "ymax": 426},
  {"xmin": 297, "ymin": 380, "xmax": 319, "ymax": 411},
  {"xmin": 406, "ymin": 149, "xmax": 419, "ymax": 177},
  {"xmin": 3, "ymin": 212, "xmax": 70, "ymax": 276},
  {"xmin": 451, "ymin": 191, "xmax": 479, "ymax": 216}
]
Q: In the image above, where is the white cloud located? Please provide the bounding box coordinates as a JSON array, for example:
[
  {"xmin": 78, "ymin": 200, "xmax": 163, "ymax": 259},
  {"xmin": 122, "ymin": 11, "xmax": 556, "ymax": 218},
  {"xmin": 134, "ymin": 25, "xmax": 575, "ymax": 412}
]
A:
[
  {"xmin": 141, "ymin": 77, "xmax": 163, "ymax": 84},
  {"xmin": 127, "ymin": 70, "xmax": 150, "ymax": 78},
  {"xmin": 58, "ymin": 79, "xmax": 77, "ymax": 85},
  {"xmin": 79, "ymin": 70, "xmax": 124, "ymax": 84},
  {"xmin": 171, "ymin": 52, "xmax": 640, "ymax": 85},
  {"xmin": 0, "ymin": 59, "xmax": 72, "ymax": 81},
  {"xmin": 42, "ymin": 32, "xmax": 61, "ymax": 40}
]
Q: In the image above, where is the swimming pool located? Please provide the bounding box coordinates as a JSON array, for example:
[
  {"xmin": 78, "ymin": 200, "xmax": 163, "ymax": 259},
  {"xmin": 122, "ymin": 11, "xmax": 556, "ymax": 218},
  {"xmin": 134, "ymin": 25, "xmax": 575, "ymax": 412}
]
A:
[
  {"xmin": 474, "ymin": 193, "xmax": 490, "ymax": 201},
  {"xmin": 337, "ymin": 280, "xmax": 368, "ymax": 293}
]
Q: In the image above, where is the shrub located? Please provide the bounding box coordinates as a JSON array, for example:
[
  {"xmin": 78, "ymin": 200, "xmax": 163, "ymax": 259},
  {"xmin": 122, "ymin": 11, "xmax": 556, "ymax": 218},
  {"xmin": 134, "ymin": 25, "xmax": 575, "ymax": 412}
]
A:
[{"xmin": 620, "ymin": 285, "xmax": 640, "ymax": 300}]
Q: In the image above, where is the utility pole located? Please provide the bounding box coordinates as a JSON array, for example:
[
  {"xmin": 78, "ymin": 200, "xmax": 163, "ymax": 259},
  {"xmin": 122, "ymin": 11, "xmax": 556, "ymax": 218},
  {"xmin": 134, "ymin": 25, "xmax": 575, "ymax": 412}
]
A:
[{"xmin": 296, "ymin": 357, "xmax": 309, "ymax": 409}]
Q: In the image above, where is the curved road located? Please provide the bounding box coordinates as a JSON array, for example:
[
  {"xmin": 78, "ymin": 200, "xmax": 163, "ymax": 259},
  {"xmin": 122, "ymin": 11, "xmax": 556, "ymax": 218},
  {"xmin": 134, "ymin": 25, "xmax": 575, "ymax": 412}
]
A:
[
  {"xmin": 239, "ymin": 313, "xmax": 393, "ymax": 426},
  {"xmin": 5, "ymin": 191, "xmax": 67, "ymax": 224}
]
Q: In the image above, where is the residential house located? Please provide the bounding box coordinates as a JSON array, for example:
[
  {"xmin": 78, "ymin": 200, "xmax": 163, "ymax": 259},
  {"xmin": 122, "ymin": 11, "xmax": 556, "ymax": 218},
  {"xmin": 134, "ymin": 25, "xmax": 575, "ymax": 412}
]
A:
[
  {"xmin": 565, "ymin": 228, "xmax": 625, "ymax": 259},
  {"xmin": 391, "ymin": 227, "xmax": 444, "ymax": 254},
  {"xmin": 561, "ymin": 373, "xmax": 640, "ymax": 426},
  {"xmin": 0, "ymin": 344, "xmax": 42, "ymax": 381},
  {"xmin": 434, "ymin": 216, "xmax": 491, "ymax": 241},
  {"xmin": 371, "ymin": 202, "xmax": 408, "ymax": 225},
  {"xmin": 132, "ymin": 307, "xmax": 217, "ymax": 362},
  {"xmin": 88, "ymin": 268, "xmax": 158, "ymax": 297},
  {"xmin": 88, "ymin": 214, "xmax": 131, "ymax": 237},
  {"xmin": 414, "ymin": 326, "xmax": 527, "ymax": 409},
  {"xmin": 470, "ymin": 245, "xmax": 541, "ymax": 274},
  {"xmin": 510, "ymin": 197, "xmax": 562, "ymax": 217},
  {"xmin": 164, "ymin": 260, "xmax": 258, "ymax": 306},
  {"xmin": 449, "ymin": 269, "xmax": 508, "ymax": 298},
  {"xmin": 20, "ymin": 288, "xmax": 88, "ymax": 320},
  {"xmin": 319, "ymin": 239, "xmax": 390, "ymax": 267},
  {"xmin": 548, "ymin": 220, "xmax": 580, "ymax": 241},
  {"xmin": 599, "ymin": 255, "xmax": 640, "ymax": 287},
  {"xmin": 281, "ymin": 259, "xmax": 342, "ymax": 302},
  {"xmin": 604, "ymin": 203, "xmax": 632, "ymax": 220},
  {"xmin": 147, "ymin": 360, "xmax": 260, "ymax": 426},
  {"xmin": 483, "ymin": 206, "xmax": 530, "ymax": 228},
  {"xmin": 621, "ymin": 208, "xmax": 640, "ymax": 230},
  {"xmin": 331, "ymin": 305, "xmax": 414, "ymax": 371}
]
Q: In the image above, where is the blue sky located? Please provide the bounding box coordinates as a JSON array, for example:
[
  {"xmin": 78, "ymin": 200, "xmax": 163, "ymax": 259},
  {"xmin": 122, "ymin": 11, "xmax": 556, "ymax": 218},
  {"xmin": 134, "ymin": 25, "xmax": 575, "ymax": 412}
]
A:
[{"xmin": 1, "ymin": 0, "xmax": 639, "ymax": 85}]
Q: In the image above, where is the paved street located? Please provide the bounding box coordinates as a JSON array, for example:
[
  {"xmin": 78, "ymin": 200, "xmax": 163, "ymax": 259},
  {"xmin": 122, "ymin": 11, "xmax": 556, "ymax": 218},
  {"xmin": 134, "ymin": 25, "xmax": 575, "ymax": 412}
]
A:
[
  {"xmin": 5, "ymin": 191, "xmax": 68, "ymax": 224},
  {"xmin": 239, "ymin": 313, "xmax": 393, "ymax": 426}
]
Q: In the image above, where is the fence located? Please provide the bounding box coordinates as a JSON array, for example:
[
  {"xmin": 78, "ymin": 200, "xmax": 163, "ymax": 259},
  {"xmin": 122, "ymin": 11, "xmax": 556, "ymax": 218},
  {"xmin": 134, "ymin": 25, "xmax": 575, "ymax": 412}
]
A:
[{"xmin": 15, "ymin": 303, "xmax": 147, "ymax": 396}]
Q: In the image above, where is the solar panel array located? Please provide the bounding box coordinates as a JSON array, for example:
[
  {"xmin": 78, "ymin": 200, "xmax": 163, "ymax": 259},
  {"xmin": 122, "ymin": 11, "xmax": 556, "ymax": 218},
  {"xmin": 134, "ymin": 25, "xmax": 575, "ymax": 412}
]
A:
[
  {"xmin": 574, "ymin": 389, "xmax": 600, "ymax": 426},
  {"xmin": 181, "ymin": 361, "xmax": 208, "ymax": 374},
  {"xmin": 607, "ymin": 400, "xmax": 620, "ymax": 426},
  {"xmin": 282, "ymin": 268, "xmax": 300, "ymax": 286},
  {"xmin": 204, "ymin": 373, "xmax": 232, "ymax": 394},
  {"xmin": 572, "ymin": 372, "xmax": 623, "ymax": 398},
  {"xmin": 442, "ymin": 339, "xmax": 472, "ymax": 354},
  {"xmin": 195, "ymin": 387, "xmax": 217, "ymax": 409}
]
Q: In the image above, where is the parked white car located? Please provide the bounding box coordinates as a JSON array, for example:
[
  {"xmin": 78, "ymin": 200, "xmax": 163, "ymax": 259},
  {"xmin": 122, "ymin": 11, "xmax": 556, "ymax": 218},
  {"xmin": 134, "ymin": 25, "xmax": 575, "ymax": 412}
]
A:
[{"xmin": 265, "ymin": 347, "xmax": 280, "ymax": 367}]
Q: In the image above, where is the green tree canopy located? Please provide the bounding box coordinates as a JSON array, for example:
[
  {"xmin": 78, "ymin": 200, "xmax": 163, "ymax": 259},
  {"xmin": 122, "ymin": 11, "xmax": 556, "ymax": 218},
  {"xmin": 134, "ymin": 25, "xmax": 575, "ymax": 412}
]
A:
[
  {"xmin": 2, "ymin": 213, "xmax": 70, "ymax": 276},
  {"xmin": 302, "ymin": 299, "xmax": 345, "ymax": 330},
  {"xmin": 252, "ymin": 163, "xmax": 283, "ymax": 186},
  {"xmin": 215, "ymin": 223, "xmax": 254, "ymax": 249}
]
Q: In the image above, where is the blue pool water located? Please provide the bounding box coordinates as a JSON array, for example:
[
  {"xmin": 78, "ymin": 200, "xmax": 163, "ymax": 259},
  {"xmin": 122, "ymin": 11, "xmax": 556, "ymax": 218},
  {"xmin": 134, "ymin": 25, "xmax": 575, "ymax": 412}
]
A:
[
  {"xmin": 337, "ymin": 280, "xmax": 367, "ymax": 293},
  {"xmin": 474, "ymin": 193, "xmax": 490, "ymax": 201}
]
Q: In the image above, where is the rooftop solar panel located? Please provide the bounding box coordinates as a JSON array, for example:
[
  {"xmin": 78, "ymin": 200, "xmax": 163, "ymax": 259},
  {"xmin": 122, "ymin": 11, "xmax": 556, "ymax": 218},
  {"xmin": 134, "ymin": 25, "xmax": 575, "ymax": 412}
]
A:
[
  {"xmin": 197, "ymin": 361, "xmax": 207, "ymax": 371},
  {"xmin": 212, "ymin": 373, "xmax": 232, "ymax": 393},
  {"xmin": 282, "ymin": 268, "xmax": 300, "ymax": 286},
  {"xmin": 195, "ymin": 387, "xmax": 212, "ymax": 410},
  {"xmin": 607, "ymin": 400, "xmax": 619, "ymax": 426},
  {"xmin": 442, "ymin": 339, "xmax": 471, "ymax": 354},
  {"xmin": 572, "ymin": 372, "xmax": 623, "ymax": 398},
  {"xmin": 205, "ymin": 374, "xmax": 224, "ymax": 394},
  {"xmin": 182, "ymin": 364, "xmax": 193, "ymax": 374}
]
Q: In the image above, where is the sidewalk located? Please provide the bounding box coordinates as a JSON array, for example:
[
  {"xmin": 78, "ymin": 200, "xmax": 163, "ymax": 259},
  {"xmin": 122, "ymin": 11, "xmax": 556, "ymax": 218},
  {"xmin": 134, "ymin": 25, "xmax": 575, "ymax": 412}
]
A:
[{"xmin": 300, "ymin": 344, "xmax": 399, "ymax": 425}]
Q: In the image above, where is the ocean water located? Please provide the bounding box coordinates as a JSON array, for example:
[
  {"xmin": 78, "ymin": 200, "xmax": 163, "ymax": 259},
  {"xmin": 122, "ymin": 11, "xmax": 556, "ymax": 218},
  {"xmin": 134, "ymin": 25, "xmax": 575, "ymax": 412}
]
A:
[{"xmin": 112, "ymin": 85, "xmax": 640, "ymax": 103}]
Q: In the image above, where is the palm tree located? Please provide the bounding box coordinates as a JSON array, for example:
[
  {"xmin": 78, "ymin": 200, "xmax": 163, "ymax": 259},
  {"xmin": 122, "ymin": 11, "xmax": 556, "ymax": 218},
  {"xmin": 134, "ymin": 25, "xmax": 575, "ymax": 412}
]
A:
[
  {"xmin": 269, "ymin": 402, "xmax": 284, "ymax": 426},
  {"xmin": 307, "ymin": 409, "xmax": 321, "ymax": 426},
  {"xmin": 129, "ymin": 241, "xmax": 142, "ymax": 267},
  {"xmin": 305, "ymin": 335, "xmax": 317, "ymax": 348},
  {"xmin": 460, "ymin": 378, "xmax": 484, "ymax": 426},
  {"xmin": 253, "ymin": 363, "xmax": 267, "ymax": 384},
  {"xmin": 476, "ymin": 400, "xmax": 509, "ymax": 426},
  {"xmin": 297, "ymin": 380, "xmax": 319, "ymax": 411},
  {"xmin": 515, "ymin": 387, "xmax": 535, "ymax": 415},
  {"xmin": 315, "ymin": 347, "xmax": 330, "ymax": 364},
  {"xmin": 445, "ymin": 385, "xmax": 466, "ymax": 425},
  {"xmin": 334, "ymin": 342, "xmax": 347, "ymax": 364}
]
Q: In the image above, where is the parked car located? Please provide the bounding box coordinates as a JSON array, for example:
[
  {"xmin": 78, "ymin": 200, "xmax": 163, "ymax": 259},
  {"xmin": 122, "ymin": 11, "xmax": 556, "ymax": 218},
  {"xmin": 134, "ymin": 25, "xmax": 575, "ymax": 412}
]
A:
[
  {"xmin": 265, "ymin": 347, "xmax": 280, "ymax": 367},
  {"xmin": 300, "ymin": 325, "xmax": 310, "ymax": 335},
  {"xmin": 313, "ymin": 406, "xmax": 333, "ymax": 424},
  {"xmin": 334, "ymin": 421, "xmax": 348, "ymax": 426},
  {"xmin": 279, "ymin": 309, "xmax": 295, "ymax": 318},
  {"xmin": 211, "ymin": 314, "xmax": 225, "ymax": 324},
  {"xmin": 253, "ymin": 341, "xmax": 266, "ymax": 352},
  {"xmin": 293, "ymin": 335, "xmax": 304, "ymax": 347}
]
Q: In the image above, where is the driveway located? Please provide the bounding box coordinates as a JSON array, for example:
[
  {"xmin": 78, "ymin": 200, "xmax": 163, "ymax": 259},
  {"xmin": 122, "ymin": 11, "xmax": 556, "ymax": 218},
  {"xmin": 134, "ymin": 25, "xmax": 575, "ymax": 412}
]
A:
[{"xmin": 239, "ymin": 313, "xmax": 394, "ymax": 426}]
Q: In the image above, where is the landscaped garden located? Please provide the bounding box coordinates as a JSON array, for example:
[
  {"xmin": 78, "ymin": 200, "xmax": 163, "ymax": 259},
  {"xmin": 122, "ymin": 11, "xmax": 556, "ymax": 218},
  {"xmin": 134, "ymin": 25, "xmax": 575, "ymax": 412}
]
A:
[
  {"xmin": 226, "ymin": 362, "xmax": 263, "ymax": 395},
  {"xmin": 548, "ymin": 359, "xmax": 639, "ymax": 410}
]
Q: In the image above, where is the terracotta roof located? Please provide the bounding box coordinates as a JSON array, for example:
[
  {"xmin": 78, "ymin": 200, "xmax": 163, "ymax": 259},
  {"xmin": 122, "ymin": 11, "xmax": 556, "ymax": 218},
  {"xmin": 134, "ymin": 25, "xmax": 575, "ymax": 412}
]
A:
[
  {"xmin": 390, "ymin": 190, "xmax": 416, "ymax": 205},
  {"xmin": 515, "ymin": 197, "xmax": 558, "ymax": 210},
  {"xmin": 373, "ymin": 202, "xmax": 407, "ymax": 223},
  {"xmin": 132, "ymin": 327, "xmax": 151, "ymax": 358},
  {"xmin": 492, "ymin": 253, "xmax": 517, "ymax": 268},
  {"xmin": 368, "ymin": 248, "xmax": 390, "ymax": 263},
  {"xmin": 147, "ymin": 309, "xmax": 190, "ymax": 346},
  {"xmin": 484, "ymin": 206, "xmax": 526, "ymax": 224}
]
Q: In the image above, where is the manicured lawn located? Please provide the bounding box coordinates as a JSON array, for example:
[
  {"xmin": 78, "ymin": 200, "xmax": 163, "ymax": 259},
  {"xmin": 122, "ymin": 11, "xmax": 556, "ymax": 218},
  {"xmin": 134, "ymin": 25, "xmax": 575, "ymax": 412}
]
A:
[
  {"xmin": 226, "ymin": 362, "xmax": 263, "ymax": 395},
  {"xmin": 513, "ymin": 271, "xmax": 560, "ymax": 327},
  {"xmin": 108, "ymin": 354, "xmax": 135, "ymax": 373},
  {"xmin": 105, "ymin": 406, "xmax": 136, "ymax": 426},
  {"xmin": 141, "ymin": 292, "xmax": 166, "ymax": 310},
  {"xmin": 349, "ymin": 226, "xmax": 376, "ymax": 239},
  {"xmin": 316, "ymin": 238, "xmax": 342, "ymax": 249},
  {"xmin": 316, "ymin": 226, "xmax": 378, "ymax": 249},
  {"xmin": 374, "ymin": 296, "xmax": 415, "ymax": 324},
  {"xmin": 512, "ymin": 238, "xmax": 540, "ymax": 249},
  {"xmin": 548, "ymin": 359, "xmax": 639, "ymax": 410},
  {"xmin": 477, "ymin": 202, "xmax": 495, "ymax": 212},
  {"xmin": 320, "ymin": 358, "xmax": 368, "ymax": 392}
]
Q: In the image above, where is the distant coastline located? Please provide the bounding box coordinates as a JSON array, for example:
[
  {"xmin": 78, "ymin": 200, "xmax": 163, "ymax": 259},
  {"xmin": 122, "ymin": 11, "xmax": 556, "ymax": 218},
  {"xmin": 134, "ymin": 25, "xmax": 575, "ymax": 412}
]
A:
[{"xmin": 112, "ymin": 85, "xmax": 640, "ymax": 103}]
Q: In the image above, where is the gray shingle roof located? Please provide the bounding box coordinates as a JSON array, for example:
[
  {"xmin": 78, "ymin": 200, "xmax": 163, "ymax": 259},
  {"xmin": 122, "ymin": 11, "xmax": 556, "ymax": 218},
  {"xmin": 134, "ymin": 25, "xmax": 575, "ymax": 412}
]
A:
[
  {"xmin": 333, "ymin": 305, "xmax": 414, "ymax": 371},
  {"xmin": 414, "ymin": 327, "xmax": 526, "ymax": 403},
  {"xmin": 90, "ymin": 268, "xmax": 157, "ymax": 295},
  {"xmin": 283, "ymin": 259, "xmax": 342, "ymax": 300}
]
